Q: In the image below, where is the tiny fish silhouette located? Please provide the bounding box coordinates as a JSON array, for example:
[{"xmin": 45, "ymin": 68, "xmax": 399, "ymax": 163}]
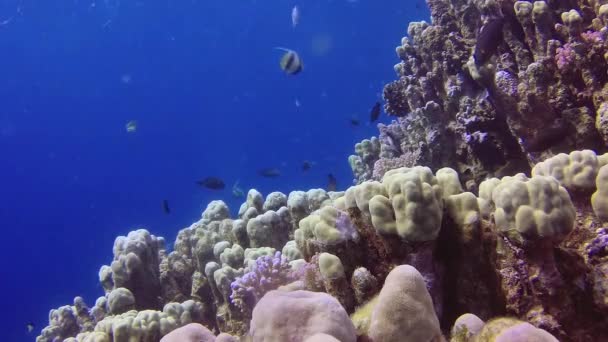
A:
[
  {"xmin": 327, "ymin": 173, "xmax": 337, "ymax": 191},
  {"xmin": 125, "ymin": 120, "xmax": 137, "ymax": 133},
  {"xmin": 370, "ymin": 102, "xmax": 381, "ymax": 122},
  {"xmin": 27, "ymin": 322, "xmax": 35, "ymax": 333},
  {"xmin": 302, "ymin": 160, "xmax": 312, "ymax": 171},
  {"xmin": 258, "ymin": 168, "xmax": 281, "ymax": 178},
  {"xmin": 196, "ymin": 177, "xmax": 226, "ymax": 190},
  {"xmin": 162, "ymin": 199, "xmax": 170, "ymax": 214},
  {"xmin": 291, "ymin": 5, "xmax": 300, "ymax": 28},
  {"xmin": 350, "ymin": 118, "xmax": 360, "ymax": 126}
]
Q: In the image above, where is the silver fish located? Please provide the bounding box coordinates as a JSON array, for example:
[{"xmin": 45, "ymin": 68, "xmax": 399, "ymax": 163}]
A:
[{"xmin": 291, "ymin": 5, "xmax": 299, "ymax": 28}]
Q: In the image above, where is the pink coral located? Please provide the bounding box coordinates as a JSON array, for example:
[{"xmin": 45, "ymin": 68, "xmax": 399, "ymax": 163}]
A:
[{"xmin": 555, "ymin": 43, "xmax": 576, "ymax": 71}]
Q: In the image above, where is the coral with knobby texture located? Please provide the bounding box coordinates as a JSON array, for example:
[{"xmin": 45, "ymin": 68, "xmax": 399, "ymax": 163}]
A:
[
  {"xmin": 532, "ymin": 150, "xmax": 608, "ymax": 193},
  {"xmin": 368, "ymin": 265, "xmax": 443, "ymax": 342},
  {"xmin": 248, "ymin": 290, "xmax": 357, "ymax": 342},
  {"xmin": 37, "ymin": 297, "xmax": 95, "ymax": 342},
  {"xmin": 592, "ymin": 164, "xmax": 608, "ymax": 221},
  {"xmin": 106, "ymin": 287, "xmax": 135, "ymax": 315},
  {"xmin": 349, "ymin": 137, "xmax": 381, "ymax": 184},
  {"xmin": 98, "ymin": 229, "xmax": 164, "ymax": 310},
  {"xmin": 369, "ymin": 166, "xmax": 443, "ymax": 242},
  {"xmin": 491, "ymin": 174, "xmax": 576, "ymax": 245}
]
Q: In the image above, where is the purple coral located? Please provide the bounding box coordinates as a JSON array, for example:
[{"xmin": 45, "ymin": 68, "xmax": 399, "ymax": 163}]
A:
[
  {"xmin": 581, "ymin": 30, "xmax": 604, "ymax": 45},
  {"xmin": 230, "ymin": 252, "xmax": 294, "ymax": 312},
  {"xmin": 555, "ymin": 43, "xmax": 576, "ymax": 71},
  {"xmin": 586, "ymin": 228, "xmax": 608, "ymax": 261},
  {"xmin": 335, "ymin": 209, "xmax": 358, "ymax": 241}
]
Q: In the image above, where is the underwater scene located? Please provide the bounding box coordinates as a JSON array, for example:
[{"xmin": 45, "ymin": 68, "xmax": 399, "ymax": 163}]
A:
[{"xmin": 2, "ymin": 0, "xmax": 608, "ymax": 341}]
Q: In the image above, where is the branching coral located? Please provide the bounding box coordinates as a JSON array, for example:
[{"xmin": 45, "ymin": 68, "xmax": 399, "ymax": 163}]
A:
[{"xmin": 229, "ymin": 252, "xmax": 294, "ymax": 313}]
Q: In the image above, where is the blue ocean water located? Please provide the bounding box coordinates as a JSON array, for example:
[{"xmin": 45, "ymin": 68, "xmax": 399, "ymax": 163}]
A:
[{"xmin": 0, "ymin": 0, "xmax": 428, "ymax": 339}]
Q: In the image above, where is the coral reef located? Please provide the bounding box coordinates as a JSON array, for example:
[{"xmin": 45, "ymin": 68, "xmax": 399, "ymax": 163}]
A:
[
  {"xmin": 349, "ymin": 0, "xmax": 608, "ymax": 186},
  {"xmin": 36, "ymin": 0, "xmax": 608, "ymax": 340}
]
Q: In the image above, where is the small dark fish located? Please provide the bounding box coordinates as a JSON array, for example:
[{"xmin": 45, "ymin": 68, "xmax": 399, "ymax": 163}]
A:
[
  {"xmin": 258, "ymin": 168, "xmax": 281, "ymax": 178},
  {"xmin": 370, "ymin": 102, "xmax": 381, "ymax": 122},
  {"xmin": 162, "ymin": 199, "xmax": 170, "ymax": 214},
  {"xmin": 350, "ymin": 118, "xmax": 360, "ymax": 126},
  {"xmin": 196, "ymin": 177, "xmax": 226, "ymax": 190},
  {"xmin": 27, "ymin": 322, "xmax": 35, "ymax": 333},
  {"xmin": 275, "ymin": 47, "xmax": 303, "ymax": 75},
  {"xmin": 302, "ymin": 160, "xmax": 312, "ymax": 171},
  {"xmin": 327, "ymin": 173, "xmax": 337, "ymax": 191},
  {"xmin": 474, "ymin": 18, "xmax": 504, "ymax": 65},
  {"xmin": 522, "ymin": 123, "xmax": 568, "ymax": 152}
]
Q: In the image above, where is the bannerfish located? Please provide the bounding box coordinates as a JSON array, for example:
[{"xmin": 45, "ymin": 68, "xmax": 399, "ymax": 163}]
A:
[
  {"xmin": 162, "ymin": 199, "xmax": 170, "ymax": 214},
  {"xmin": 196, "ymin": 177, "xmax": 226, "ymax": 190},
  {"xmin": 275, "ymin": 47, "xmax": 303, "ymax": 75},
  {"xmin": 370, "ymin": 102, "xmax": 381, "ymax": 122},
  {"xmin": 125, "ymin": 120, "xmax": 137, "ymax": 133},
  {"xmin": 474, "ymin": 18, "xmax": 504, "ymax": 65},
  {"xmin": 258, "ymin": 168, "xmax": 281, "ymax": 178},
  {"xmin": 232, "ymin": 180, "xmax": 245, "ymax": 198},
  {"xmin": 291, "ymin": 5, "xmax": 300, "ymax": 28},
  {"xmin": 327, "ymin": 173, "xmax": 337, "ymax": 191},
  {"xmin": 302, "ymin": 160, "xmax": 312, "ymax": 171},
  {"xmin": 27, "ymin": 322, "xmax": 35, "ymax": 333}
]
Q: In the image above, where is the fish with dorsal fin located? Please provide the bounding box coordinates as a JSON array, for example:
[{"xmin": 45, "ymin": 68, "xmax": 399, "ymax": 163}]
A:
[
  {"xmin": 275, "ymin": 47, "xmax": 303, "ymax": 75},
  {"xmin": 474, "ymin": 18, "xmax": 504, "ymax": 65},
  {"xmin": 370, "ymin": 102, "xmax": 381, "ymax": 122},
  {"xmin": 196, "ymin": 177, "xmax": 226, "ymax": 190}
]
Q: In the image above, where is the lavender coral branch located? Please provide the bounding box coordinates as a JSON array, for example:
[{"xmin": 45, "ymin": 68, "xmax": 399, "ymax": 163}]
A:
[{"xmin": 229, "ymin": 252, "xmax": 294, "ymax": 312}]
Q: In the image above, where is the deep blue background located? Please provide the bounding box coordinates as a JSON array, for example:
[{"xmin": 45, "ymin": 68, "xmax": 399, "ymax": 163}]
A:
[{"xmin": 0, "ymin": 0, "xmax": 428, "ymax": 339}]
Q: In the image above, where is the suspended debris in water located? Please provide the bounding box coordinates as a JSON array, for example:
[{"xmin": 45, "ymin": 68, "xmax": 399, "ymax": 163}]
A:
[
  {"xmin": 125, "ymin": 120, "xmax": 137, "ymax": 133},
  {"xmin": 474, "ymin": 18, "xmax": 504, "ymax": 65},
  {"xmin": 196, "ymin": 177, "xmax": 226, "ymax": 190},
  {"xmin": 275, "ymin": 47, "xmax": 303, "ymax": 75},
  {"xmin": 291, "ymin": 5, "xmax": 300, "ymax": 28},
  {"xmin": 370, "ymin": 102, "xmax": 381, "ymax": 122},
  {"xmin": 162, "ymin": 199, "xmax": 170, "ymax": 214},
  {"xmin": 258, "ymin": 168, "xmax": 281, "ymax": 178},
  {"xmin": 232, "ymin": 180, "xmax": 245, "ymax": 198},
  {"xmin": 327, "ymin": 173, "xmax": 337, "ymax": 191}
]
